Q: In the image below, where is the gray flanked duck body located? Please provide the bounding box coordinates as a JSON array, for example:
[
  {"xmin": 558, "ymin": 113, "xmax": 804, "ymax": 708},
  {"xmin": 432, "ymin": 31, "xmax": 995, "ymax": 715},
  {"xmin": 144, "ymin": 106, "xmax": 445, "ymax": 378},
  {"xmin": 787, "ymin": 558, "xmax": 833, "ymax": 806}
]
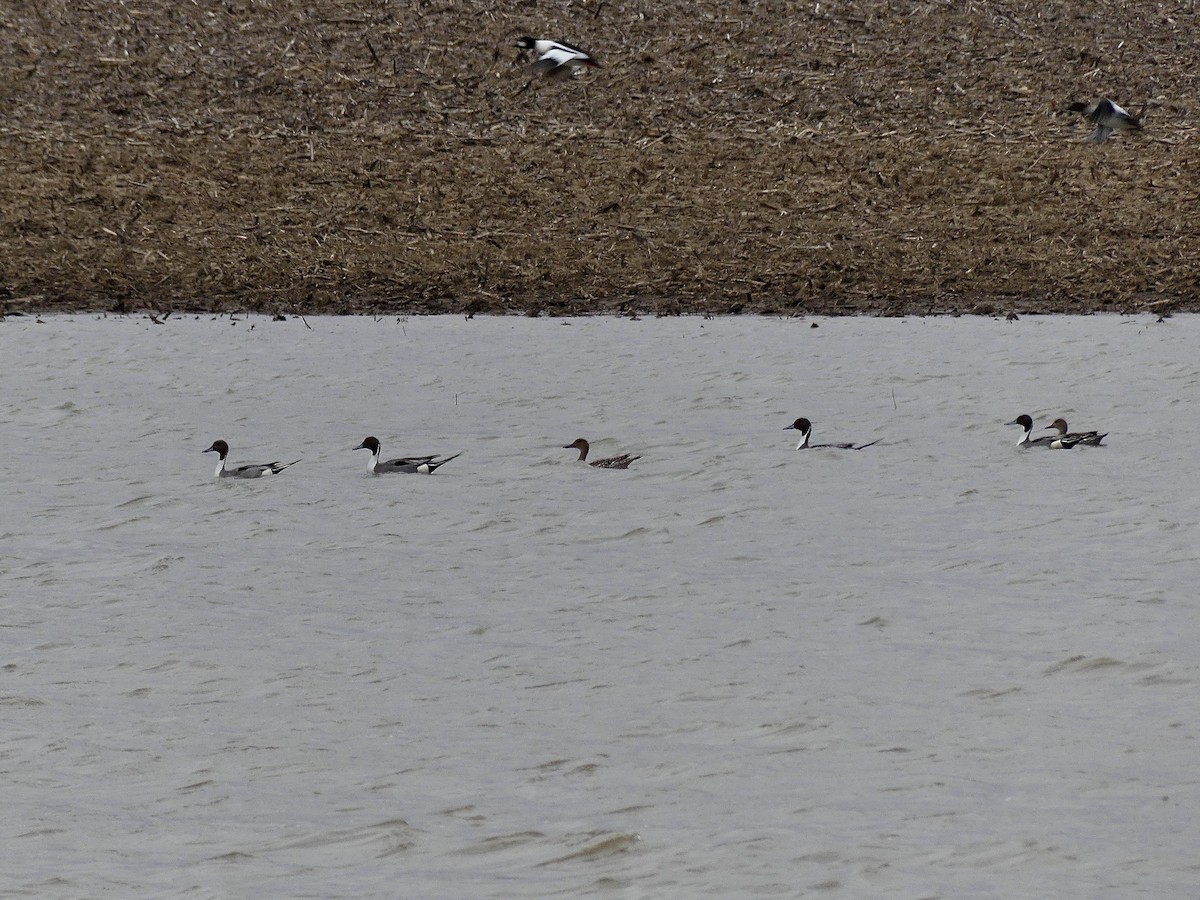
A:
[
  {"xmin": 783, "ymin": 418, "xmax": 880, "ymax": 450},
  {"xmin": 352, "ymin": 436, "xmax": 462, "ymax": 474},
  {"xmin": 205, "ymin": 440, "xmax": 300, "ymax": 478},
  {"xmin": 1006, "ymin": 415, "xmax": 1080, "ymax": 449}
]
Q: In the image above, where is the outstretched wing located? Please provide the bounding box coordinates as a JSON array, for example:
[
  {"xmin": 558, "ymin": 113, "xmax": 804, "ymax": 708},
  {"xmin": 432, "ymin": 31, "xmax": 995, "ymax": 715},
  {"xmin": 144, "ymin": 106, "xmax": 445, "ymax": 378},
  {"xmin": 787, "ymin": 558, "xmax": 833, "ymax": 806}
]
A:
[{"xmin": 533, "ymin": 46, "xmax": 587, "ymax": 74}]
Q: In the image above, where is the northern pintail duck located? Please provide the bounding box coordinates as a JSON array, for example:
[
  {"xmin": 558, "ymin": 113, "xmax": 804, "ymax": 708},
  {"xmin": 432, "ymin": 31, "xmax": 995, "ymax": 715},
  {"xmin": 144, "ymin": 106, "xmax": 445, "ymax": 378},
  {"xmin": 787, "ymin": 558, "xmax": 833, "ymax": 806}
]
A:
[
  {"xmin": 352, "ymin": 436, "xmax": 462, "ymax": 475},
  {"xmin": 1068, "ymin": 98, "xmax": 1142, "ymax": 143},
  {"xmin": 1006, "ymin": 414, "xmax": 1079, "ymax": 449},
  {"xmin": 783, "ymin": 418, "xmax": 880, "ymax": 450},
  {"xmin": 515, "ymin": 37, "xmax": 600, "ymax": 82},
  {"xmin": 563, "ymin": 438, "xmax": 640, "ymax": 469},
  {"xmin": 204, "ymin": 440, "xmax": 300, "ymax": 478},
  {"xmin": 1045, "ymin": 417, "xmax": 1107, "ymax": 446}
]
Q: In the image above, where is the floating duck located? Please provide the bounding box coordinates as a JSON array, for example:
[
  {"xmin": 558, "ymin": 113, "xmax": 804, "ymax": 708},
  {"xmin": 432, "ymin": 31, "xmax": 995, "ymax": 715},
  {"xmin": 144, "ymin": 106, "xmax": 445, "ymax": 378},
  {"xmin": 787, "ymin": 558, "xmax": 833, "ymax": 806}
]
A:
[
  {"xmin": 783, "ymin": 418, "xmax": 880, "ymax": 450},
  {"xmin": 1045, "ymin": 418, "xmax": 1107, "ymax": 446},
  {"xmin": 204, "ymin": 440, "xmax": 300, "ymax": 478},
  {"xmin": 1006, "ymin": 415, "xmax": 1079, "ymax": 449},
  {"xmin": 563, "ymin": 438, "xmax": 639, "ymax": 469},
  {"xmin": 352, "ymin": 436, "xmax": 462, "ymax": 475}
]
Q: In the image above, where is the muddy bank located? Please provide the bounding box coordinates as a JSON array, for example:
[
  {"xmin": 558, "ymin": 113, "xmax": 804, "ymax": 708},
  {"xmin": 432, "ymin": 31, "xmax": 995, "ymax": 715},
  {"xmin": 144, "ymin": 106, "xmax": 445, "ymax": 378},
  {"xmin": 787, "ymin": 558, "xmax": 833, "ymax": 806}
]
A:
[{"xmin": 1, "ymin": 0, "xmax": 1196, "ymax": 316}]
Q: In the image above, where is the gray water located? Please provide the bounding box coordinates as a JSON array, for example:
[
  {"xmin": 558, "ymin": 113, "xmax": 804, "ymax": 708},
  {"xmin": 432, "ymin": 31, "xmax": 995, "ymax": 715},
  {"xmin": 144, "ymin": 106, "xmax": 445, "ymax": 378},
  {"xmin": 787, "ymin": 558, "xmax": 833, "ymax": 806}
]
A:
[{"xmin": 3, "ymin": 313, "xmax": 1197, "ymax": 898}]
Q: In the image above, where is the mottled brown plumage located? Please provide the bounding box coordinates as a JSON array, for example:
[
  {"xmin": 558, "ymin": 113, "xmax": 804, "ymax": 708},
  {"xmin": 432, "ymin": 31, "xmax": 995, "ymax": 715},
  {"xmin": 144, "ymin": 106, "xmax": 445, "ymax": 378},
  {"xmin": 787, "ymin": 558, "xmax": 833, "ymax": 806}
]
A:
[{"xmin": 563, "ymin": 438, "xmax": 640, "ymax": 469}]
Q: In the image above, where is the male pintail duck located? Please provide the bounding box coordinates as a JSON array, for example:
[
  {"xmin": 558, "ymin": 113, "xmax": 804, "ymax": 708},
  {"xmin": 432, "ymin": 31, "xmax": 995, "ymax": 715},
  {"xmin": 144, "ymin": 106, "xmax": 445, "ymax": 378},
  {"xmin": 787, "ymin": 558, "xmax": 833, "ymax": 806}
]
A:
[
  {"xmin": 1006, "ymin": 414, "xmax": 1079, "ymax": 449},
  {"xmin": 1068, "ymin": 98, "xmax": 1142, "ymax": 143},
  {"xmin": 783, "ymin": 418, "xmax": 880, "ymax": 450},
  {"xmin": 352, "ymin": 436, "xmax": 462, "ymax": 475},
  {"xmin": 515, "ymin": 37, "xmax": 600, "ymax": 82},
  {"xmin": 563, "ymin": 438, "xmax": 639, "ymax": 469},
  {"xmin": 1045, "ymin": 417, "xmax": 1107, "ymax": 446},
  {"xmin": 204, "ymin": 440, "xmax": 300, "ymax": 478}
]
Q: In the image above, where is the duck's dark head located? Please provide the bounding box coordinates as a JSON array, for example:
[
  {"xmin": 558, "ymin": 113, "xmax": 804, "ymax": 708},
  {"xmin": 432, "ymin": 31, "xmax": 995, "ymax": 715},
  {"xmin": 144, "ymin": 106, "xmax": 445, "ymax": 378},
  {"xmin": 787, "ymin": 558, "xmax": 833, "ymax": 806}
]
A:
[
  {"xmin": 353, "ymin": 436, "xmax": 381, "ymax": 453},
  {"xmin": 563, "ymin": 438, "xmax": 590, "ymax": 460},
  {"xmin": 1005, "ymin": 415, "xmax": 1033, "ymax": 430},
  {"xmin": 784, "ymin": 418, "xmax": 812, "ymax": 435},
  {"xmin": 204, "ymin": 440, "xmax": 229, "ymax": 457},
  {"xmin": 515, "ymin": 36, "xmax": 536, "ymax": 50}
]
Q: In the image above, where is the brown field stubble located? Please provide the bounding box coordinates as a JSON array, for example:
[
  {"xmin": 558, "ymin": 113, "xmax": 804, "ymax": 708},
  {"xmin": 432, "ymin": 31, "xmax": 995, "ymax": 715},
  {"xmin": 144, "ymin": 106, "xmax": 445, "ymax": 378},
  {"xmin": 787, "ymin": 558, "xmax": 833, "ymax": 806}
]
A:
[{"xmin": 1, "ymin": 0, "xmax": 1197, "ymax": 315}]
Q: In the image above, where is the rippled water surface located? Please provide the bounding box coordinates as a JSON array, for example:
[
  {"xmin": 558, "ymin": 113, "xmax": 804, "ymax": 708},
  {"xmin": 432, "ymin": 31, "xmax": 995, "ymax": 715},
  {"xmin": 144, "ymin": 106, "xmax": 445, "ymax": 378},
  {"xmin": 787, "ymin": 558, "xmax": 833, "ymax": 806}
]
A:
[{"xmin": 3, "ymin": 313, "xmax": 1198, "ymax": 897}]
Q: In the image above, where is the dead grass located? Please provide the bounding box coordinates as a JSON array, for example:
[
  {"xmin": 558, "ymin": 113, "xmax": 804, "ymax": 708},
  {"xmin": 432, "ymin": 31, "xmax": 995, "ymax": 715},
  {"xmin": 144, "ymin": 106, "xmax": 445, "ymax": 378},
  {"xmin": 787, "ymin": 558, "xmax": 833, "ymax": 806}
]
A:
[{"xmin": 1, "ymin": 0, "xmax": 1197, "ymax": 315}]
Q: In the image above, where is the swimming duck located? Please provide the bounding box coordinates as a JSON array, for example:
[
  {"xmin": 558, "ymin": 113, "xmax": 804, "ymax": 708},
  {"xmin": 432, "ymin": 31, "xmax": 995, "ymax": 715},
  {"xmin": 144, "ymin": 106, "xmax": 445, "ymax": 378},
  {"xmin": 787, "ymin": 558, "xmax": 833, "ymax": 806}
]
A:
[
  {"xmin": 563, "ymin": 438, "xmax": 639, "ymax": 469},
  {"xmin": 204, "ymin": 440, "xmax": 300, "ymax": 478},
  {"xmin": 352, "ymin": 436, "xmax": 462, "ymax": 475},
  {"xmin": 1068, "ymin": 98, "xmax": 1142, "ymax": 143},
  {"xmin": 1006, "ymin": 415, "xmax": 1079, "ymax": 449},
  {"xmin": 1045, "ymin": 418, "xmax": 1107, "ymax": 446},
  {"xmin": 783, "ymin": 418, "xmax": 880, "ymax": 450},
  {"xmin": 515, "ymin": 37, "xmax": 600, "ymax": 82}
]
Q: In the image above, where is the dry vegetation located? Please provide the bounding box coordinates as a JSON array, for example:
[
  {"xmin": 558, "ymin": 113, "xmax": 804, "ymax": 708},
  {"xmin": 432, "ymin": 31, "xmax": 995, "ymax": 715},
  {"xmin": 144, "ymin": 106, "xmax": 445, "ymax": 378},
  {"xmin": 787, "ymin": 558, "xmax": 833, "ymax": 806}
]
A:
[{"xmin": 1, "ymin": 0, "xmax": 1198, "ymax": 315}]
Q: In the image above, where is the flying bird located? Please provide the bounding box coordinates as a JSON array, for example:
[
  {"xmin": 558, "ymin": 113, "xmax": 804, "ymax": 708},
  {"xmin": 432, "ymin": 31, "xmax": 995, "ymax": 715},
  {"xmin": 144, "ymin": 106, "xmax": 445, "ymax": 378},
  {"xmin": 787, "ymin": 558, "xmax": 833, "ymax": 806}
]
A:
[
  {"xmin": 515, "ymin": 37, "xmax": 600, "ymax": 84},
  {"xmin": 1068, "ymin": 98, "xmax": 1142, "ymax": 143}
]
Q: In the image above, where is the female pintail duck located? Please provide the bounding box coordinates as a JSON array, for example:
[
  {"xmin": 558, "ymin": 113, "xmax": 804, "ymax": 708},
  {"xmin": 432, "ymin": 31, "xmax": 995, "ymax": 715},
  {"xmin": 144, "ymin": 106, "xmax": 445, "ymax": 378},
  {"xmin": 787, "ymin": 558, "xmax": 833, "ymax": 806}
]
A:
[
  {"xmin": 352, "ymin": 436, "xmax": 462, "ymax": 475},
  {"xmin": 1006, "ymin": 415, "xmax": 1079, "ymax": 449},
  {"xmin": 204, "ymin": 440, "xmax": 300, "ymax": 478},
  {"xmin": 1045, "ymin": 417, "xmax": 1107, "ymax": 446},
  {"xmin": 563, "ymin": 438, "xmax": 639, "ymax": 469},
  {"xmin": 515, "ymin": 37, "xmax": 600, "ymax": 82},
  {"xmin": 783, "ymin": 418, "xmax": 880, "ymax": 450},
  {"xmin": 1068, "ymin": 98, "xmax": 1142, "ymax": 143}
]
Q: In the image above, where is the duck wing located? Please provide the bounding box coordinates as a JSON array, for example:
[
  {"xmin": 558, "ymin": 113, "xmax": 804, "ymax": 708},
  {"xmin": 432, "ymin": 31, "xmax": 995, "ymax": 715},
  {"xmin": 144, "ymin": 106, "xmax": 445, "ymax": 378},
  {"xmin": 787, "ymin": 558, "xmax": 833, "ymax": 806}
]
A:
[{"xmin": 590, "ymin": 454, "xmax": 640, "ymax": 469}]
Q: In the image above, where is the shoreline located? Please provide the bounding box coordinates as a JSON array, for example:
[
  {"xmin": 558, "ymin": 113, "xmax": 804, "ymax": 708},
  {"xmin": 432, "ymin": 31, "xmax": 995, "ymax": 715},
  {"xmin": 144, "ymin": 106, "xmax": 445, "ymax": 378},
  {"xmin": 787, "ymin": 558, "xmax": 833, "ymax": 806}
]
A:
[{"xmin": 2, "ymin": 303, "xmax": 1180, "ymax": 321}]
